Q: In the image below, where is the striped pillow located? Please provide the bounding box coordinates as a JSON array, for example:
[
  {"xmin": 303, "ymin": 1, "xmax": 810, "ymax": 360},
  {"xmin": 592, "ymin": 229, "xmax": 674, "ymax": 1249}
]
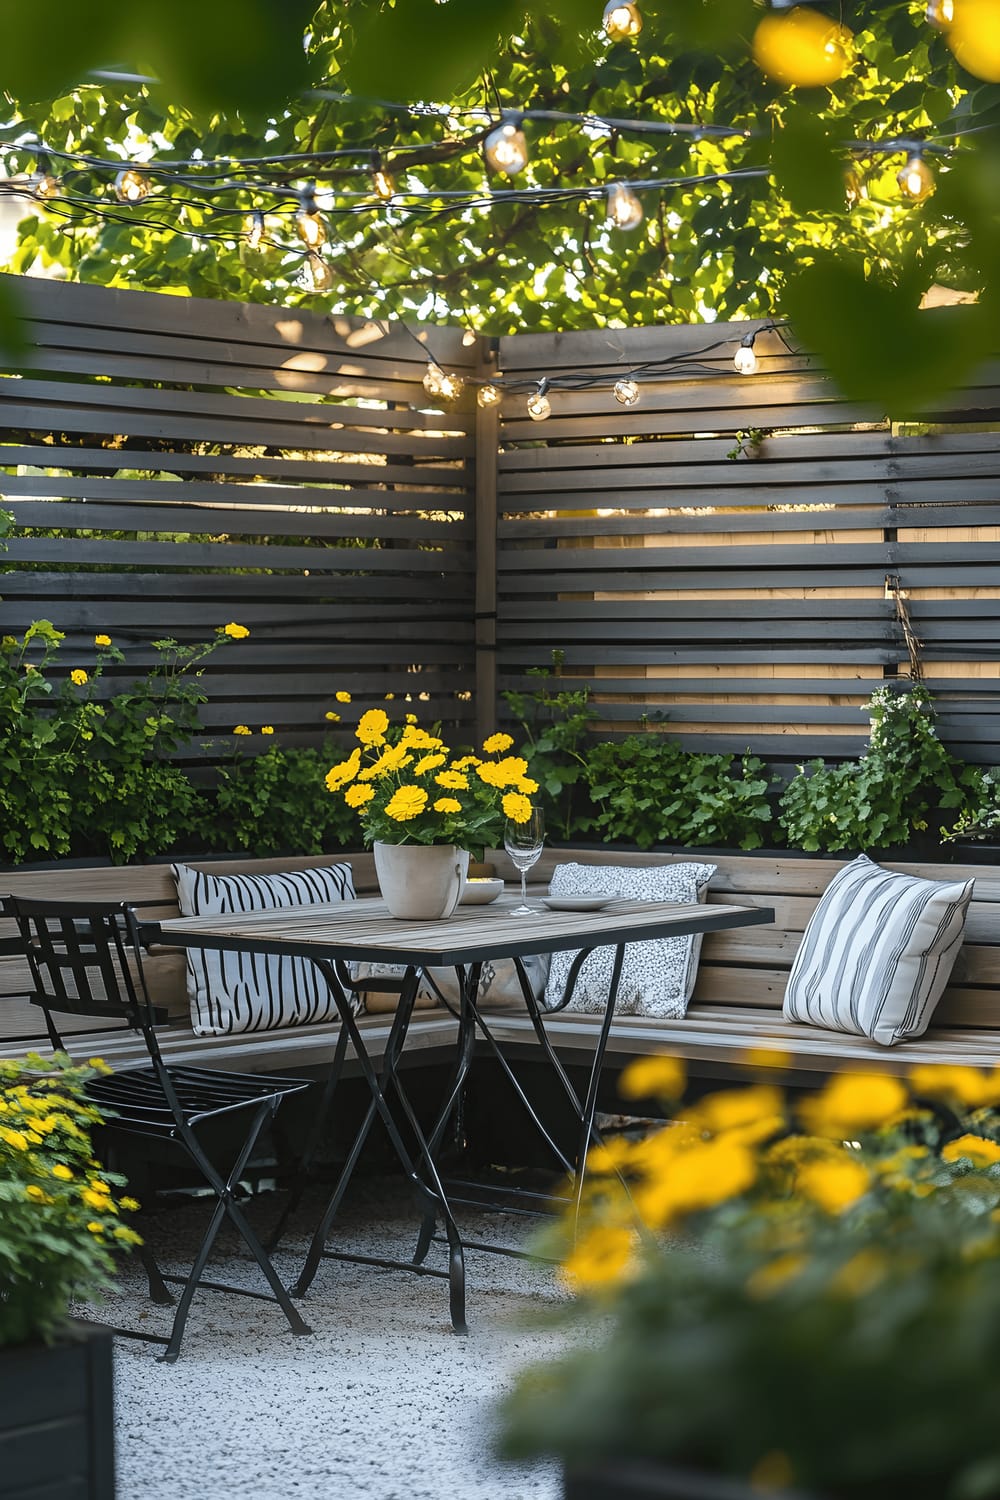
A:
[
  {"xmin": 172, "ymin": 863, "xmax": 356, "ymax": 1035},
  {"xmin": 783, "ymin": 854, "xmax": 974, "ymax": 1047}
]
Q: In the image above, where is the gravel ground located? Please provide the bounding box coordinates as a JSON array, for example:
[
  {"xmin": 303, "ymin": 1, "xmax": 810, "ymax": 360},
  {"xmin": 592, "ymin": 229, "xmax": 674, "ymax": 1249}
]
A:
[{"xmin": 97, "ymin": 1177, "xmax": 570, "ymax": 1500}]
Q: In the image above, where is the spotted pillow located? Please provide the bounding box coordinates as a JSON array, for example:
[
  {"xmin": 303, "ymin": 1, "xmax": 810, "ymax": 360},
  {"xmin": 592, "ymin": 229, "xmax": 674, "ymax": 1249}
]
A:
[{"xmin": 544, "ymin": 861, "xmax": 717, "ymax": 1018}]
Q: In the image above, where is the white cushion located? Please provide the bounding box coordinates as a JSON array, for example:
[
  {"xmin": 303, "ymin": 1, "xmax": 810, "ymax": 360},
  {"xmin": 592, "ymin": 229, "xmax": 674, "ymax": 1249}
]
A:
[
  {"xmin": 544, "ymin": 861, "xmax": 717, "ymax": 1018},
  {"xmin": 172, "ymin": 863, "xmax": 356, "ymax": 1035},
  {"xmin": 782, "ymin": 854, "xmax": 974, "ymax": 1046}
]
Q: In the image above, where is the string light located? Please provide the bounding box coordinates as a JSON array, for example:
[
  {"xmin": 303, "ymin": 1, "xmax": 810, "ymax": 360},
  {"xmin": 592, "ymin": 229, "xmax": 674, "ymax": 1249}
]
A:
[
  {"xmin": 526, "ymin": 379, "xmax": 552, "ymax": 421},
  {"xmin": 733, "ymin": 331, "xmax": 759, "ymax": 375},
  {"xmin": 606, "ymin": 181, "xmax": 644, "ymax": 230},
  {"xmin": 28, "ymin": 153, "xmax": 59, "ymax": 200},
  {"xmin": 613, "ymin": 376, "xmax": 640, "ymax": 406},
  {"xmin": 114, "ymin": 167, "xmax": 150, "ymax": 203},
  {"xmin": 603, "ymin": 0, "xmax": 643, "ymax": 41},
  {"xmin": 245, "ymin": 210, "xmax": 265, "ymax": 248},
  {"xmin": 437, "ymin": 370, "xmax": 465, "ymax": 400},
  {"xmin": 844, "ymin": 166, "xmax": 868, "ymax": 207},
  {"xmin": 371, "ymin": 153, "xmax": 396, "ymax": 200},
  {"xmin": 296, "ymin": 186, "xmax": 328, "ymax": 247},
  {"xmin": 483, "ymin": 118, "xmax": 529, "ymax": 176},
  {"xmin": 304, "ymin": 251, "xmax": 332, "ymax": 290},
  {"xmin": 422, "ymin": 361, "xmax": 445, "ymax": 396},
  {"xmin": 477, "ymin": 383, "xmax": 502, "ymax": 408},
  {"xmin": 897, "ymin": 150, "xmax": 935, "ymax": 201},
  {"xmin": 925, "ymin": 0, "xmax": 954, "ymax": 25}
]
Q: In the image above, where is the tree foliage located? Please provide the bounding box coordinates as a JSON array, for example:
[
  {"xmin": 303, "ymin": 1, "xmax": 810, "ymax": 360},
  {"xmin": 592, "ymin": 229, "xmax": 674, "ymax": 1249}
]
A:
[{"xmin": 2, "ymin": 1, "xmax": 1000, "ymax": 405}]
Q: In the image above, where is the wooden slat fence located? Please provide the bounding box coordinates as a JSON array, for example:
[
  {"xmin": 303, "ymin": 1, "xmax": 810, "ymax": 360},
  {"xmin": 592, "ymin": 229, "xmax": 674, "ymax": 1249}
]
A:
[
  {"xmin": 0, "ymin": 274, "xmax": 478, "ymax": 758},
  {"xmin": 493, "ymin": 320, "xmax": 1000, "ymax": 767}
]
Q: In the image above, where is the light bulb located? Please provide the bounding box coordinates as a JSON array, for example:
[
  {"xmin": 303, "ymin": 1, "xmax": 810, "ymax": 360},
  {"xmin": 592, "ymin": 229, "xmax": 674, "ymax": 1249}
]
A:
[
  {"xmin": 438, "ymin": 370, "xmax": 465, "ymax": 401},
  {"xmin": 484, "ymin": 119, "xmax": 528, "ymax": 176},
  {"xmin": 372, "ymin": 165, "xmax": 396, "ymax": 200},
  {"xmin": 925, "ymin": 0, "xmax": 954, "ymax": 25},
  {"xmin": 606, "ymin": 181, "xmax": 644, "ymax": 231},
  {"xmin": 897, "ymin": 152, "xmax": 935, "ymax": 202},
  {"xmin": 527, "ymin": 382, "xmax": 552, "ymax": 422},
  {"xmin": 114, "ymin": 167, "xmax": 150, "ymax": 203},
  {"xmin": 245, "ymin": 211, "xmax": 265, "ymax": 249},
  {"xmin": 603, "ymin": 0, "xmax": 642, "ymax": 40},
  {"xmin": 28, "ymin": 162, "xmax": 59, "ymax": 200},
  {"xmin": 613, "ymin": 376, "xmax": 640, "ymax": 407},
  {"xmin": 296, "ymin": 196, "xmax": 327, "ymax": 248},
  {"xmin": 734, "ymin": 341, "xmax": 758, "ymax": 376},
  {"xmin": 305, "ymin": 252, "xmax": 332, "ymax": 291},
  {"xmin": 423, "ymin": 363, "xmax": 444, "ymax": 396},
  {"xmin": 477, "ymin": 383, "xmax": 502, "ymax": 408}
]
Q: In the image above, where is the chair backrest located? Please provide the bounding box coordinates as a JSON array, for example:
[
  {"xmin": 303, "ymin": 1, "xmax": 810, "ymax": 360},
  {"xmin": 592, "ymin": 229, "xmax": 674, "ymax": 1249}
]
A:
[{"xmin": 1, "ymin": 896, "xmax": 158, "ymax": 1053}]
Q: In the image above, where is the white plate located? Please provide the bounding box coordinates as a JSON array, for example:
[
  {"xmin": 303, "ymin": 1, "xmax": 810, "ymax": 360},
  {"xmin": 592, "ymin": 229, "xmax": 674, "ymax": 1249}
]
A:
[{"xmin": 541, "ymin": 894, "xmax": 615, "ymax": 912}]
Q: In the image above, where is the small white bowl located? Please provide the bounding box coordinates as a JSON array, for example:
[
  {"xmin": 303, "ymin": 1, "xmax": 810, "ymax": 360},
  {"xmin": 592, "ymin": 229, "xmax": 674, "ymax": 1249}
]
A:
[{"xmin": 459, "ymin": 877, "xmax": 504, "ymax": 905}]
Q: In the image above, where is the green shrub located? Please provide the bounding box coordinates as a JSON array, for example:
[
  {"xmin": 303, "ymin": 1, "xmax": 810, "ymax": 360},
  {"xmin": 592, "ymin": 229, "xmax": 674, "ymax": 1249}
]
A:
[{"xmin": 213, "ymin": 741, "xmax": 357, "ymax": 855}]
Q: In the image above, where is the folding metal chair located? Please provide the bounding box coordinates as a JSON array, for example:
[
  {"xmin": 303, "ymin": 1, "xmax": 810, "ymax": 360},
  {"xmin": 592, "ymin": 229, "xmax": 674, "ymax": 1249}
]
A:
[{"xmin": 4, "ymin": 895, "xmax": 314, "ymax": 1362}]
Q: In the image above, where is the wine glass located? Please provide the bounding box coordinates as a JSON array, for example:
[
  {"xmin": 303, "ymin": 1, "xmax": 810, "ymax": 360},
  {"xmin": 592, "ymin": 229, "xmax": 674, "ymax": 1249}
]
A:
[{"xmin": 504, "ymin": 809, "xmax": 545, "ymax": 916}]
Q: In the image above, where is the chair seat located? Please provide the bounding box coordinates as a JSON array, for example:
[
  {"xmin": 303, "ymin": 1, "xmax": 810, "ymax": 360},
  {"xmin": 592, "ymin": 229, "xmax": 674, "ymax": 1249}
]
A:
[{"xmin": 88, "ymin": 1063, "xmax": 310, "ymax": 1136}]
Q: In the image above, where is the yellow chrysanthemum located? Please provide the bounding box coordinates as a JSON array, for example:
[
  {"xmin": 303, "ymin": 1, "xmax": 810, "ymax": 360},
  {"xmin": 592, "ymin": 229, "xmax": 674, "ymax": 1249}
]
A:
[
  {"xmin": 798, "ymin": 1073, "xmax": 908, "ymax": 1137},
  {"xmin": 691, "ymin": 1085, "xmax": 785, "ymax": 1138},
  {"xmin": 261, "ymin": 725, "xmax": 274, "ymax": 735},
  {"xmin": 70, "ymin": 669, "xmax": 88, "ymax": 686},
  {"xmin": 360, "ymin": 745, "xmax": 412, "ymax": 781},
  {"xmin": 25, "ymin": 1184, "xmax": 49, "ymax": 1202},
  {"xmin": 436, "ymin": 770, "xmax": 469, "ymax": 791},
  {"xmin": 400, "ymin": 725, "xmax": 442, "ymax": 751},
  {"xmin": 405, "ymin": 712, "xmax": 417, "ymax": 724},
  {"xmin": 345, "ymin": 782, "xmax": 375, "ymax": 808},
  {"xmin": 222, "ymin": 621, "xmax": 250, "ymax": 639},
  {"xmin": 385, "ymin": 785, "xmax": 428, "ymax": 822},
  {"xmin": 796, "ymin": 1157, "xmax": 871, "ymax": 1215},
  {"xmin": 620, "ymin": 1054, "xmax": 686, "ymax": 1102},
  {"xmin": 502, "ymin": 791, "xmax": 532, "ymax": 824},
  {"xmin": 746, "ymin": 1253, "xmax": 809, "ymax": 1300},
  {"xmin": 233, "ymin": 724, "xmax": 252, "ymax": 736},
  {"xmin": 562, "ymin": 1225, "xmax": 636, "ymax": 1289},
  {"xmin": 357, "ymin": 708, "xmax": 389, "ymax": 747},
  {"xmin": 120, "ymin": 1196, "xmax": 141, "ymax": 1212},
  {"xmin": 636, "ymin": 1138, "xmax": 757, "ymax": 1227},
  {"xmin": 51, "ymin": 1163, "xmax": 73, "ymax": 1181},
  {"xmin": 324, "ymin": 711, "xmax": 341, "ymax": 722},
  {"xmin": 384, "ymin": 692, "xmax": 395, "ymax": 700},
  {"xmin": 483, "ymin": 732, "xmax": 514, "ymax": 754},
  {"xmin": 433, "ymin": 797, "xmax": 462, "ymax": 815},
  {"xmin": 0, "ymin": 1127, "xmax": 27, "ymax": 1150},
  {"xmin": 86, "ymin": 1221, "xmax": 104, "ymax": 1235},
  {"xmin": 325, "ymin": 747, "xmax": 361, "ymax": 792},
  {"xmin": 452, "ymin": 754, "xmax": 480, "ymax": 770},
  {"xmin": 909, "ymin": 1064, "xmax": 998, "ymax": 1110},
  {"xmin": 336, "ymin": 691, "xmax": 352, "ymax": 703},
  {"xmin": 517, "ymin": 777, "xmax": 539, "ymax": 795},
  {"xmin": 82, "ymin": 1187, "xmax": 112, "ymax": 1211},
  {"xmin": 414, "ymin": 752, "xmax": 447, "ymax": 776},
  {"xmin": 941, "ymin": 1133, "xmax": 1000, "ymax": 1167},
  {"xmin": 94, "ymin": 634, "xmax": 112, "ymax": 647}
]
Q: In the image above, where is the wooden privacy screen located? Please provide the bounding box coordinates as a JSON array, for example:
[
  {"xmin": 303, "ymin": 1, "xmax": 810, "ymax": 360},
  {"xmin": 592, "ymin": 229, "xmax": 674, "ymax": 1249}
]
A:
[
  {"xmin": 2, "ymin": 279, "xmax": 1000, "ymax": 772},
  {"xmin": 493, "ymin": 320, "xmax": 1000, "ymax": 768},
  {"xmin": 0, "ymin": 274, "xmax": 477, "ymax": 758}
]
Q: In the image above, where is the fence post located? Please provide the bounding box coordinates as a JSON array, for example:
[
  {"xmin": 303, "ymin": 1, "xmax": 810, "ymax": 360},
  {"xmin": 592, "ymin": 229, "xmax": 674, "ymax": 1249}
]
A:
[{"xmin": 474, "ymin": 341, "xmax": 500, "ymax": 742}]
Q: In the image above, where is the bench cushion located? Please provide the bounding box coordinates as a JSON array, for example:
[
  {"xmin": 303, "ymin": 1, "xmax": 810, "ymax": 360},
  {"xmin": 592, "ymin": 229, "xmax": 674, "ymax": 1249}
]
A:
[
  {"xmin": 782, "ymin": 855, "xmax": 975, "ymax": 1047},
  {"xmin": 172, "ymin": 861, "xmax": 357, "ymax": 1035},
  {"xmin": 544, "ymin": 861, "xmax": 716, "ymax": 1018}
]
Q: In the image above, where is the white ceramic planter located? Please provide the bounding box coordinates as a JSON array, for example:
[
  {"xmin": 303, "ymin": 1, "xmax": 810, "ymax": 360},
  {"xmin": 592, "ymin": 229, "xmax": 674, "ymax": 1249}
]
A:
[{"xmin": 373, "ymin": 842, "xmax": 470, "ymax": 920}]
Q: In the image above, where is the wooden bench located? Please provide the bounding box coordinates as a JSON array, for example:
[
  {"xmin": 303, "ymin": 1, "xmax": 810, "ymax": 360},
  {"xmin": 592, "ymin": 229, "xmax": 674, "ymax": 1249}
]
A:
[{"xmin": 1, "ymin": 848, "xmax": 998, "ymax": 1084}]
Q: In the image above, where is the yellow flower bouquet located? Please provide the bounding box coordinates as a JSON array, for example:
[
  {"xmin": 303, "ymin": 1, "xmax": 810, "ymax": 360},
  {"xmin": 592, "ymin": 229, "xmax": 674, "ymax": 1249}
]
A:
[
  {"xmin": 324, "ymin": 702, "xmax": 537, "ymax": 856},
  {"xmin": 500, "ymin": 1060, "xmax": 1000, "ymax": 1500},
  {"xmin": 0, "ymin": 1053, "xmax": 140, "ymax": 1347}
]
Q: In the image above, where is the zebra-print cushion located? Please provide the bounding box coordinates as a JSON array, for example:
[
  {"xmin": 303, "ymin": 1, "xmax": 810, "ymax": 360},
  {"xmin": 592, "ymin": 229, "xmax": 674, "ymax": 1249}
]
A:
[
  {"xmin": 783, "ymin": 854, "xmax": 974, "ymax": 1047},
  {"xmin": 172, "ymin": 863, "xmax": 356, "ymax": 1035}
]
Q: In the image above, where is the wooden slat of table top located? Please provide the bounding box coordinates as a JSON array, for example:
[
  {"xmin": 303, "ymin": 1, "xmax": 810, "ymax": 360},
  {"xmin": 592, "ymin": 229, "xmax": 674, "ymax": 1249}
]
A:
[{"xmin": 148, "ymin": 895, "xmax": 774, "ymax": 967}]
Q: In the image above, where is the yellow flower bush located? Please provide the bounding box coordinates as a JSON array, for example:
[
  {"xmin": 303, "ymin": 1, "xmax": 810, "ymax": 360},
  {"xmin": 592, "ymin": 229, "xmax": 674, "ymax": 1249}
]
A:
[
  {"xmin": 502, "ymin": 1059, "xmax": 1000, "ymax": 1499},
  {"xmin": 0, "ymin": 1054, "xmax": 140, "ymax": 1347},
  {"xmin": 324, "ymin": 703, "xmax": 536, "ymax": 854}
]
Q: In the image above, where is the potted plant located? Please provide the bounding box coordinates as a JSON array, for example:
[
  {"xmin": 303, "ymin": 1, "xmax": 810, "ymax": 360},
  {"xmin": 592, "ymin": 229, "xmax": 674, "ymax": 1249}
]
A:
[
  {"xmin": 0, "ymin": 1052, "xmax": 141, "ymax": 1500},
  {"xmin": 498, "ymin": 1056, "xmax": 1000, "ymax": 1500},
  {"xmin": 323, "ymin": 697, "xmax": 538, "ymax": 917}
]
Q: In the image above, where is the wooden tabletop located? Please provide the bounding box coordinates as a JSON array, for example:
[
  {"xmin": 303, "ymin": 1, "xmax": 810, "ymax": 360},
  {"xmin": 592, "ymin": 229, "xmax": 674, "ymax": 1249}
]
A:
[{"xmin": 145, "ymin": 893, "xmax": 775, "ymax": 968}]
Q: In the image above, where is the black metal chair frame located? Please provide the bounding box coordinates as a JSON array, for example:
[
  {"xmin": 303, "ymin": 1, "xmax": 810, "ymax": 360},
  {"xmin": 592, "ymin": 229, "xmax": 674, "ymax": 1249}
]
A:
[{"xmin": 4, "ymin": 895, "xmax": 314, "ymax": 1362}]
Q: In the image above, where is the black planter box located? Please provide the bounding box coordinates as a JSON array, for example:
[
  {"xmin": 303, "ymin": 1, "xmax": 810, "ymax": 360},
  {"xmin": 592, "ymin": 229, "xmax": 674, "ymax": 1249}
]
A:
[
  {"xmin": 564, "ymin": 1460, "xmax": 817, "ymax": 1500},
  {"xmin": 0, "ymin": 1321, "xmax": 115, "ymax": 1499}
]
